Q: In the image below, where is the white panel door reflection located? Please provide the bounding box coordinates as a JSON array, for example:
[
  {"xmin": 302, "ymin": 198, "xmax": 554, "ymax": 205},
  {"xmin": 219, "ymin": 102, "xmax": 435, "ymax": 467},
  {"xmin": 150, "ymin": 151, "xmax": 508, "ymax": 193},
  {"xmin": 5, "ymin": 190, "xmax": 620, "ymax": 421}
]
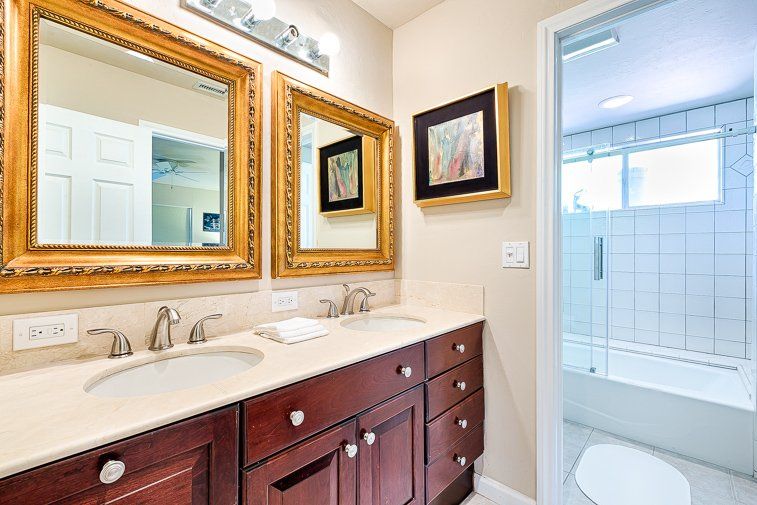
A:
[{"xmin": 38, "ymin": 104, "xmax": 151, "ymax": 245}]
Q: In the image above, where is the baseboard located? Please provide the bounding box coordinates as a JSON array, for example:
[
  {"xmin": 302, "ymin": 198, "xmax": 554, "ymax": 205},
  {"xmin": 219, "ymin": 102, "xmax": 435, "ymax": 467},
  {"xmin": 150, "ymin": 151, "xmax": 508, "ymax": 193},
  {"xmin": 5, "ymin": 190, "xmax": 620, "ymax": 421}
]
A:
[{"xmin": 474, "ymin": 473, "xmax": 536, "ymax": 505}]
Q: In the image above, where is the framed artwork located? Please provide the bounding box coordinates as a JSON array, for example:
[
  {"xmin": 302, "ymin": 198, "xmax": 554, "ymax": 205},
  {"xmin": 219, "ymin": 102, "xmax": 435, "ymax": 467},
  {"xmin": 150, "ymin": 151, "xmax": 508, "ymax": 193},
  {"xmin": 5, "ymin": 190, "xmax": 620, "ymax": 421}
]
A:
[
  {"xmin": 203, "ymin": 212, "xmax": 221, "ymax": 232},
  {"xmin": 412, "ymin": 83, "xmax": 511, "ymax": 207},
  {"xmin": 318, "ymin": 135, "xmax": 375, "ymax": 217}
]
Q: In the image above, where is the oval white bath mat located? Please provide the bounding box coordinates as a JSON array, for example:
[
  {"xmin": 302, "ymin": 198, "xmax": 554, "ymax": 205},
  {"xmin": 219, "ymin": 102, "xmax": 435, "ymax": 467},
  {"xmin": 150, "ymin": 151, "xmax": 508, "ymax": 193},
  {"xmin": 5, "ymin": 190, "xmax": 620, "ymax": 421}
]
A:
[{"xmin": 575, "ymin": 444, "xmax": 691, "ymax": 505}]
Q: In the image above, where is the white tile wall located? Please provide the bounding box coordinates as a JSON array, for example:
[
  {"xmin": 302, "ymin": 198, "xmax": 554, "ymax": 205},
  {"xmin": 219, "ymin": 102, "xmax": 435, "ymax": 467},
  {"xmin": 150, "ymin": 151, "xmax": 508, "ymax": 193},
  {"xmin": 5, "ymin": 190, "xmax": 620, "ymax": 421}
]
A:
[{"xmin": 563, "ymin": 97, "xmax": 754, "ymax": 359}]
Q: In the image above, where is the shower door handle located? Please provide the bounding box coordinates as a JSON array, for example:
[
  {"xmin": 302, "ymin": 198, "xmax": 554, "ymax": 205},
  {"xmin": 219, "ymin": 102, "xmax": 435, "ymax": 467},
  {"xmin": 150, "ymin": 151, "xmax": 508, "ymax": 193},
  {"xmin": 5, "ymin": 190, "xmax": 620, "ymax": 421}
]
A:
[{"xmin": 593, "ymin": 237, "xmax": 604, "ymax": 281}]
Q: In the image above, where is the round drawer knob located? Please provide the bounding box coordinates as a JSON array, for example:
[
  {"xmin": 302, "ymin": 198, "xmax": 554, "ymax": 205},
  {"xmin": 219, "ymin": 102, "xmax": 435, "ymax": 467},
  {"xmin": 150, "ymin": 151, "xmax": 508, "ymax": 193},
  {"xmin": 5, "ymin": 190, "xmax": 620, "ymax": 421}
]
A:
[
  {"xmin": 453, "ymin": 343, "xmax": 465, "ymax": 354},
  {"xmin": 363, "ymin": 431, "xmax": 376, "ymax": 445},
  {"xmin": 344, "ymin": 443, "xmax": 358, "ymax": 458},
  {"xmin": 99, "ymin": 459, "xmax": 126, "ymax": 484},
  {"xmin": 290, "ymin": 410, "xmax": 305, "ymax": 426},
  {"xmin": 456, "ymin": 418, "xmax": 468, "ymax": 429},
  {"xmin": 398, "ymin": 366, "xmax": 412, "ymax": 378},
  {"xmin": 454, "ymin": 380, "xmax": 466, "ymax": 391},
  {"xmin": 454, "ymin": 454, "xmax": 467, "ymax": 467}
]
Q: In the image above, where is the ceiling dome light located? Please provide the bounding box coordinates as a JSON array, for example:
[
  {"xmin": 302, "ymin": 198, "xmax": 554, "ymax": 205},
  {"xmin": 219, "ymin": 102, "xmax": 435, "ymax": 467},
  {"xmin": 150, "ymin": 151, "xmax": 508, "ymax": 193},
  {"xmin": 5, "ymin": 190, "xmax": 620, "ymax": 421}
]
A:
[
  {"xmin": 598, "ymin": 95, "xmax": 634, "ymax": 109},
  {"xmin": 318, "ymin": 32, "xmax": 341, "ymax": 57},
  {"xmin": 250, "ymin": 0, "xmax": 276, "ymax": 21}
]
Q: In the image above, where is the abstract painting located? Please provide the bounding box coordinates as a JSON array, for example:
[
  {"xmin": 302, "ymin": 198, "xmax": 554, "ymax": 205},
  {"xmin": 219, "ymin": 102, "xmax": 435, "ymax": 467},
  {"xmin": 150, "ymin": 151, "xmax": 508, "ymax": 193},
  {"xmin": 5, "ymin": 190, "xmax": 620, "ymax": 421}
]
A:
[
  {"xmin": 413, "ymin": 83, "xmax": 511, "ymax": 206},
  {"xmin": 319, "ymin": 135, "xmax": 372, "ymax": 216},
  {"xmin": 427, "ymin": 111, "xmax": 485, "ymax": 186},
  {"xmin": 327, "ymin": 149, "xmax": 359, "ymax": 202}
]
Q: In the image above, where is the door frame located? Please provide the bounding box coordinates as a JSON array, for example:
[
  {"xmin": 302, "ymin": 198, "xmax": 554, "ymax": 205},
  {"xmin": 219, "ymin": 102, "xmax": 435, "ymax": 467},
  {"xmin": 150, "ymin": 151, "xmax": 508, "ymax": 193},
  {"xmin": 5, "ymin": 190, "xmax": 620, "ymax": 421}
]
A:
[{"xmin": 535, "ymin": 1, "xmax": 670, "ymax": 503}]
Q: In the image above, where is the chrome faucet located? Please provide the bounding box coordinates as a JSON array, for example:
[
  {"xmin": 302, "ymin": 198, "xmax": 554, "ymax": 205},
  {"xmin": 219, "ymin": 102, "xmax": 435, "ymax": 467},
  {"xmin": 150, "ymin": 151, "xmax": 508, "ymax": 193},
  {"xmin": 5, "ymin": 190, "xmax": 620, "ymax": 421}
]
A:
[
  {"xmin": 341, "ymin": 284, "xmax": 376, "ymax": 315},
  {"xmin": 148, "ymin": 306, "xmax": 181, "ymax": 351}
]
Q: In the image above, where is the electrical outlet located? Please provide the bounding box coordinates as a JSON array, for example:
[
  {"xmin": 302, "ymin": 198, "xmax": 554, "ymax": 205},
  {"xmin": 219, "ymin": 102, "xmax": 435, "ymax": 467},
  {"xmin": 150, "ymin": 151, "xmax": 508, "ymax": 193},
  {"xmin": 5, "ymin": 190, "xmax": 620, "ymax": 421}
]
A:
[
  {"xmin": 272, "ymin": 291, "xmax": 299, "ymax": 312},
  {"xmin": 13, "ymin": 314, "xmax": 78, "ymax": 350}
]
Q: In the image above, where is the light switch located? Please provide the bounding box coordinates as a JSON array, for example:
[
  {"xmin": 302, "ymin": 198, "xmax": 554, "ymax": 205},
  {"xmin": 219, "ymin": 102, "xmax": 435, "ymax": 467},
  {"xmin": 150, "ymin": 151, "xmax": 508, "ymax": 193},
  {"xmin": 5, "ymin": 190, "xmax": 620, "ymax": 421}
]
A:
[{"xmin": 502, "ymin": 241, "xmax": 530, "ymax": 269}]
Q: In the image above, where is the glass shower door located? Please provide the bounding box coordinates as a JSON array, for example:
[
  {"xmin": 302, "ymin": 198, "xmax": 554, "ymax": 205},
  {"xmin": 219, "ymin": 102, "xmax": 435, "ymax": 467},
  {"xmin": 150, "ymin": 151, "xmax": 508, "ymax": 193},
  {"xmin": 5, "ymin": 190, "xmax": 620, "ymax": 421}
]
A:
[{"xmin": 562, "ymin": 157, "xmax": 611, "ymax": 374}]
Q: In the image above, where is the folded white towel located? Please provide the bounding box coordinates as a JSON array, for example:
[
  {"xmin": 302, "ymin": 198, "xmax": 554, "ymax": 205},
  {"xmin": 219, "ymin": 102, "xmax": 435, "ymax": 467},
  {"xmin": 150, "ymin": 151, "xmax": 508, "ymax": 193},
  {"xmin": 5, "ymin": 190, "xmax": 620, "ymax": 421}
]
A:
[
  {"xmin": 254, "ymin": 317, "xmax": 319, "ymax": 334},
  {"xmin": 256, "ymin": 324, "xmax": 327, "ymax": 340},
  {"xmin": 257, "ymin": 327, "xmax": 329, "ymax": 344}
]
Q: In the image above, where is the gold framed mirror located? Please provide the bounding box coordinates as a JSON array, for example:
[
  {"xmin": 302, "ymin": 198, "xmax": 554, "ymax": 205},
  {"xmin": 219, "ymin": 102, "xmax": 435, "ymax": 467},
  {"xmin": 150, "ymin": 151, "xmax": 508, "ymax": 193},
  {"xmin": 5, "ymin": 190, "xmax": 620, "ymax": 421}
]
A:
[
  {"xmin": 1, "ymin": 0, "xmax": 262, "ymax": 292},
  {"xmin": 271, "ymin": 72, "xmax": 394, "ymax": 278}
]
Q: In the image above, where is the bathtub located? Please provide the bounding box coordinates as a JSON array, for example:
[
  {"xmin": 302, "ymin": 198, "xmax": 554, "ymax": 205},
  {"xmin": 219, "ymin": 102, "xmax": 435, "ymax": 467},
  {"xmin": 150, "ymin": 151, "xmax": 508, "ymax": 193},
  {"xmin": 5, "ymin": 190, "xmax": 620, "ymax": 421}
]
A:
[{"xmin": 563, "ymin": 341, "xmax": 755, "ymax": 474}]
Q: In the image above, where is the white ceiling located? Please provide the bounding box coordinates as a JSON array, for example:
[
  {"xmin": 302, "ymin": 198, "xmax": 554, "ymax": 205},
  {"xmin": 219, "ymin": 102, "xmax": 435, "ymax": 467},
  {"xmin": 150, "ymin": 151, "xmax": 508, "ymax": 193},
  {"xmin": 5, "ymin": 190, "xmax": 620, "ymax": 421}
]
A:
[
  {"xmin": 351, "ymin": 0, "xmax": 445, "ymax": 29},
  {"xmin": 563, "ymin": 0, "xmax": 757, "ymax": 134}
]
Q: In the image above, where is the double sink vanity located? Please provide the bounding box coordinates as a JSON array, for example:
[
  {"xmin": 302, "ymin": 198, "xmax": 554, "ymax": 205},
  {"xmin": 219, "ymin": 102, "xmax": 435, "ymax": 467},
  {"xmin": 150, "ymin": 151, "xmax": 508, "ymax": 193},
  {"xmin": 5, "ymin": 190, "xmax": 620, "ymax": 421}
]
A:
[{"xmin": 0, "ymin": 305, "xmax": 485, "ymax": 504}]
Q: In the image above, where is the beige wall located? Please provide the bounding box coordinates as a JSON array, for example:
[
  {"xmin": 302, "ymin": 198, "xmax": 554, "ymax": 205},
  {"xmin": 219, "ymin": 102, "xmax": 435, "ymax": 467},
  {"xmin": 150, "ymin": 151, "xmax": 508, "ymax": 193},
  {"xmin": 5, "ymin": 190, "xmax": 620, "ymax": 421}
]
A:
[
  {"xmin": 40, "ymin": 45, "xmax": 227, "ymax": 139},
  {"xmin": 0, "ymin": 0, "xmax": 393, "ymax": 315},
  {"xmin": 393, "ymin": 0, "xmax": 584, "ymax": 498},
  {"xmin": 152, "ymin": 184, "xmax": 221, "ymax": 246}
]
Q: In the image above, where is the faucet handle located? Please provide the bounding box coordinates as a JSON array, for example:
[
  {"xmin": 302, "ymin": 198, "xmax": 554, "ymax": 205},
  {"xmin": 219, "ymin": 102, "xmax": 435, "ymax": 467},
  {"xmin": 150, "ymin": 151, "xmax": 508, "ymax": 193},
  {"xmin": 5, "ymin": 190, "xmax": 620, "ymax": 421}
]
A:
[
  {"xmin": 189, "ymin": 314, "xmax": 222, "ymax": 344},
  {"xmin": 88, "ymin": 328, "xmax": 133, "ymax": 359},
  {"xmin": 358, "ymin": 291, "xmax": 376, "ymax": 313},
  {"xmin": 320, "ymin": 299, "xmax": 339, "ymax": 318}
]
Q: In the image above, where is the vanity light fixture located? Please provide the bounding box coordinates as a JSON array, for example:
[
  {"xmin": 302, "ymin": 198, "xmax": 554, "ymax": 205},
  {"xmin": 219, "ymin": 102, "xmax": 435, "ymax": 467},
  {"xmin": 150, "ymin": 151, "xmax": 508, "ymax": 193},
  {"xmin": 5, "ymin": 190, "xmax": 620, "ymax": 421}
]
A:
[
  {"xmin": 181, "ymin": 0, "xmax": 334, "ymax": 75},
  {"xmin": 598, "ymin": 95, "xmax": 634, "ymax": 109},
  {"xmin": 563, "ymin": 28, "xmax": 619, "ymax": 62}
]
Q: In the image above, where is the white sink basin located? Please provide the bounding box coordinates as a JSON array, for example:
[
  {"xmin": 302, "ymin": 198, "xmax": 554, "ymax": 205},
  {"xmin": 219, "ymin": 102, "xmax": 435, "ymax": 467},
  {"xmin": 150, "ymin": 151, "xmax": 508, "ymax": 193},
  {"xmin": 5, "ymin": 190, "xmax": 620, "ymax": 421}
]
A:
[
  {"xmin": 85, "ymin": 349, "xmax": 263, "ymax": 398},
  {"xmin": 341, "ymin": 315, "xmax": 426, "ymax": 332}
]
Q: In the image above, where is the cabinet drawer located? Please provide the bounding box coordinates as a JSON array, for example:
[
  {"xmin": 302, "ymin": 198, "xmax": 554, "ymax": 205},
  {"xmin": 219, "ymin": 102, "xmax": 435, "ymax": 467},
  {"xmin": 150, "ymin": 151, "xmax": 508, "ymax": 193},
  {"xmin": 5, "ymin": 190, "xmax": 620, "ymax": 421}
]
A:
[
  {"xmin": 243, "ymin": 343, "xmax": 424, "ymax": 465},
  {"xmin": 425, "ymin": 424, "xmax": 484, "ymax": 503},
  {"xmin": 426, "ymin": 388, "xmax": 484, "ymax": 463},
  {"xmin": 425, "ymin": 322, "xmax": 483, "ymax": 378},
  {"xmin": 0, "ymin": 407, "xmax": 239, "ymax": 505},
  {"xmin": 425, "ymin": 355, "xmax": 483, "ymax": 421}
]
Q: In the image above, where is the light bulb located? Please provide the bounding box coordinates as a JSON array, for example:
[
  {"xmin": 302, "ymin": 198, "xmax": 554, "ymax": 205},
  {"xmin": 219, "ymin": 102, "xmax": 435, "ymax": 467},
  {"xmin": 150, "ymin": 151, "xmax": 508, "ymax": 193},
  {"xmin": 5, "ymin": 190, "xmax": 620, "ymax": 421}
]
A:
[
  {"xmin": 318, "ymin": 32, "xmax": 341, "ymax": 57},
  {"xmin": 250, "ymin": 0, "xmax": 276, "ymax": 21}
]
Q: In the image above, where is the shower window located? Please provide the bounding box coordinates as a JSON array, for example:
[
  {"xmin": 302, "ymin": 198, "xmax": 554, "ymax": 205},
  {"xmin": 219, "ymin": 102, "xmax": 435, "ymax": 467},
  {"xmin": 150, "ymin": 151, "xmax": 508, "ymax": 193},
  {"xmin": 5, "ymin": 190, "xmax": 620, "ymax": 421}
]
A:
[{"xmin": 563, "ymin": 135, "xmax": 722, "ymax": 212}]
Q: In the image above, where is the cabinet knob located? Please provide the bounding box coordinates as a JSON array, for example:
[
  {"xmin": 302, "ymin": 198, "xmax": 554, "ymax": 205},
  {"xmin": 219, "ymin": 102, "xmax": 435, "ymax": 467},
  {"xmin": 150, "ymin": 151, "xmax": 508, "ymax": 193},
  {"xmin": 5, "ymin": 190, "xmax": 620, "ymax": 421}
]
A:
[
  {"xmin": 362, "ymin": 431, "xmax": 376, "ymax": 445},
  {"xmin": 453, "ymin": 343, "xmax": 465, "ymax": 354},
  {"xmin": 290, "ymin": 410, "xmax": 305, "ymax": 426},
  {"xmin": 454, "ymin": 454, "xmax": 467, "ymax": 467},
  {"xmin": 99, "ymin": 459, "xmax": 126, "ymax": 484},
  {"xmin": 398, "ymin": 366, "xmax": 412, "ymax": 378},
  {"xmin": 456, "ymin": 418, "xmax": 468, "ymax": 429},
  {"xmin": 344, "ymin": 443, "xmax": 358, "ymax": 458},
  {"xmin": 454, "ymin": 380, "xmax": 466, "ymax": 391}
]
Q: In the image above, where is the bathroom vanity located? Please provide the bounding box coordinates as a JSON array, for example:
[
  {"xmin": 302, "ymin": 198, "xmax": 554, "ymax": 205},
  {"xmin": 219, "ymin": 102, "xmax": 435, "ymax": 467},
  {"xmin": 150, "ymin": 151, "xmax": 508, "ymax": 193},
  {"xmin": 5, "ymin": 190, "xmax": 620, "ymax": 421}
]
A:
[{"xmin": 0, "ymin": 314, "xmax": 484, "ymax": 505}]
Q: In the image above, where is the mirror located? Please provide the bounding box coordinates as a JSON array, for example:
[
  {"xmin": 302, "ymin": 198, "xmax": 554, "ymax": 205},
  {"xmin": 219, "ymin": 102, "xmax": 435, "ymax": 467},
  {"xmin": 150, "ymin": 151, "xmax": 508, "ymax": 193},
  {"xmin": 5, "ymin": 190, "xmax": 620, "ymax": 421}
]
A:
[
  {"xmin": 272, "ymin": 72, "xmax": 394, "ymax": 277},
  {"xmin": 37, "ymin": 19, "xmax": 229, "ymax": 247},
  {"xmin": 1, "ymin": 0, "xmax": 262, "ymax": 292},
  {"xmin": 298, "ymin": 112, "xmax": 377, "ymax": 250}
]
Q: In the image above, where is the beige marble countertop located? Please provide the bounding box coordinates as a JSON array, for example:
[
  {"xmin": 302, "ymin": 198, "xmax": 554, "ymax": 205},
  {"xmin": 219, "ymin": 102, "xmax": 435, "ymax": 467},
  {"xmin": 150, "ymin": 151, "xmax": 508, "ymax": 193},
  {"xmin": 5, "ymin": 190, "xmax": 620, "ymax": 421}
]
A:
[{"xmin": 0, "ymin": 304, "xmax": 484, "ymax": 479}]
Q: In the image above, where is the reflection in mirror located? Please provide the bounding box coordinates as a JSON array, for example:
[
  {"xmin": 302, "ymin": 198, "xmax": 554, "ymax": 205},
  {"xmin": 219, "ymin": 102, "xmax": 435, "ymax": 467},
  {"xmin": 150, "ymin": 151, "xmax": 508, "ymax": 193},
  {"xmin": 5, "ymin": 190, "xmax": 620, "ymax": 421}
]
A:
[
  {"xmin": 37, "ymin": 19, "xmax": 229, "ymax": 247},
  {"xmin": 298, "ymin": 112, "xmax": 377, "ymax": 250}
]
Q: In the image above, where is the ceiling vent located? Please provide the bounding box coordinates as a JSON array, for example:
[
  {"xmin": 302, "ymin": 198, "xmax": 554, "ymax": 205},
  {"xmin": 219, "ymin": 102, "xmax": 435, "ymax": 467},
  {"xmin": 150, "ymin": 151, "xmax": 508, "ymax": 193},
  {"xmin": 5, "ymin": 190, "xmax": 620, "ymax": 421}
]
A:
[{"xmin": 192, "ymin": 80, "xmax": 228, "ymax": 99}]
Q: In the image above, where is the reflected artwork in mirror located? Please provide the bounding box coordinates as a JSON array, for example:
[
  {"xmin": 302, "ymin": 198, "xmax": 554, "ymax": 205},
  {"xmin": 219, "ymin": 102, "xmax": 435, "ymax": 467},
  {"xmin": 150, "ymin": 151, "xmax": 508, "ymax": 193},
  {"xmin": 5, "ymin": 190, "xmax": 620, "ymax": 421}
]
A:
[
  {"xmin": 1, "ymin": 0, "xmax": 262, "ymax": 292},
  {"xmin": 37, "ymin": 19, "xmax": 229, "ymax": 248},
  {"xmin": 298, "ymin": 112, "xmax": 376, "ymax": 250},
  {"xmin": 272, "ymin": 72, "xmax": 394, "ymax": 278}
]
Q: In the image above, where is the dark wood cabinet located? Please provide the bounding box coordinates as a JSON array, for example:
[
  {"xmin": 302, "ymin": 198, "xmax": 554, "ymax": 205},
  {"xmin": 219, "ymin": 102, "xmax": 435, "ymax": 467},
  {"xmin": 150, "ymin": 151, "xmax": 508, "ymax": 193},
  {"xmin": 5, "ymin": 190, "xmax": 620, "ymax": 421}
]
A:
[
  {"xmin": 357, "ymin": 386, "xmax": 425, "ymax": 505},
  {"xmin": 0, "ymin": 407, "xmax": 238, "ymax": 505},
  {"xmin": 0, "ymin": 323, "xmax": 485, "ymax": 505},
  {"xmin": 243, "ymin": 421, "xmax": 358, "ymax": 505}
]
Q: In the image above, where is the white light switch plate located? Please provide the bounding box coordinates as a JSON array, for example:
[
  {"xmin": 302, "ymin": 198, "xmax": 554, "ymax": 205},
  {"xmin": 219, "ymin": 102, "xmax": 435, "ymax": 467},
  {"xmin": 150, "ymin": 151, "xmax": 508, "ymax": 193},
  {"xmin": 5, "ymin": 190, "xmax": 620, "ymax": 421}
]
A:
[
  {"xmin": 502, "ymin": 241, "xmax": 530, "ymax": 269},
  {"xmin": 13, "ymin": 313, "xmax": 78, "ymax": 350},
  {"xmin": 272, "ymin": 291, "xmax": 299, "ymax": 312}
]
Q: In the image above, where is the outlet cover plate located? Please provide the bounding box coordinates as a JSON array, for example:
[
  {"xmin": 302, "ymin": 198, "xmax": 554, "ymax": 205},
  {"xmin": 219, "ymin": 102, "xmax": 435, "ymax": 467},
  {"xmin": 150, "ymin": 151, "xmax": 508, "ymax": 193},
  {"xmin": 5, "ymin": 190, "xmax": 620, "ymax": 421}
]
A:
[
  {"xmin": 13, "ymin": 313, "xmax": 78, "ymax": 350},
  {"xmin": 502, "ymin": 241, "xmax": 530, "ymax": 269},
  {"xmin": 272, "ymin": 291, "xmax": 299, "ymax": 312}
]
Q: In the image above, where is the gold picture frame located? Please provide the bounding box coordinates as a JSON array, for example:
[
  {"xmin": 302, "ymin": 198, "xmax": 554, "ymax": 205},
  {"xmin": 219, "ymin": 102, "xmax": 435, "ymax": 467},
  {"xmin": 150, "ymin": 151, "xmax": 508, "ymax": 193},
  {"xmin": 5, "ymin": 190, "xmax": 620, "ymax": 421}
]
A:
[
  {"xmin": 1, "ymin": 0, "xmax": 263, "ymax": 292},
  {"xmin": 317, "ymin": 136, "xmax": 376, "ymax": 218},
  {"xmin": 271, "ymin": 71, "xmax": 394, "ymax": 278},
  {"xmin": 412, "ymin": 83, "xmax": 511, "ymax": 207}
]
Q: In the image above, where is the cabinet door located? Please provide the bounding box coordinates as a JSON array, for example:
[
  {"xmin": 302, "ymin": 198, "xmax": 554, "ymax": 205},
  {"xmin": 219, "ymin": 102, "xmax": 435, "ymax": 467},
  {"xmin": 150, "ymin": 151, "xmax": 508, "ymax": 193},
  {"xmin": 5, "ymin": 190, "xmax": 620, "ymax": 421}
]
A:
[
  {"xmin": 0, "ymin": 407, "xmax": 238, "ymax": 505},
  {"xmin": 244, "ymin": 420, "xmax": 357, "ymax": 505},
  {"xmin": 357, "ymin": 386, "xmax": 424, "ymax": 505}
]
